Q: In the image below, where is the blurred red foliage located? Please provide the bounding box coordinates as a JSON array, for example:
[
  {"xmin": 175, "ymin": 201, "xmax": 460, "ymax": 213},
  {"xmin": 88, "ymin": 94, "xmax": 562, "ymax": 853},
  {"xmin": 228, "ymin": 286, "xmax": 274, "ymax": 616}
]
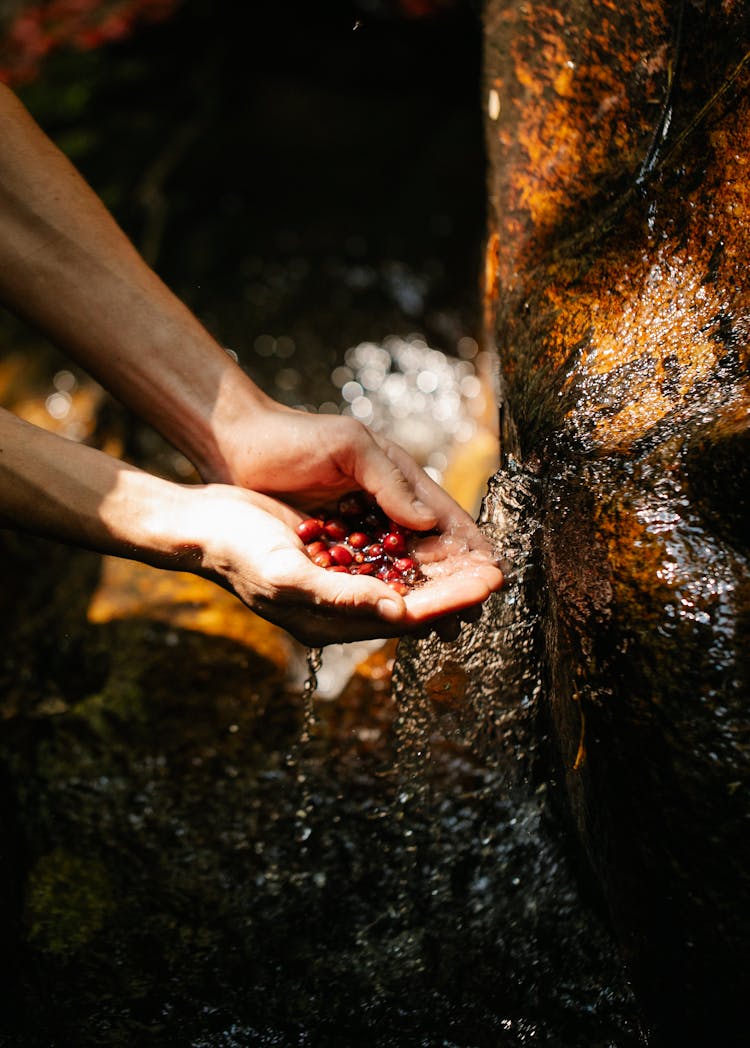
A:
[
  {"xmin": 377, "ymin": 0, "xmax": 460, "ymax": 18},
  {"xmin": 0, "ymin": 0, "xmax": 182, "ymax": 84},
  {"xmin": 396, "ymin": 0, "xmax": 454, "ymax": 17}
]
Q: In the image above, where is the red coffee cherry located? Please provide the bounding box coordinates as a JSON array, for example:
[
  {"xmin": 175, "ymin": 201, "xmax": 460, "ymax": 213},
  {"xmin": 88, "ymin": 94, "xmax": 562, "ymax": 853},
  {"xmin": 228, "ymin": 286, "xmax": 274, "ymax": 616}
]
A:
[
  {"xmin": 329, "ymin": 544, "xmax": 353, "ymax": 567},
  {"xmin": 324, "ymin": 518, "xmax": 347, "ymax": 541},
  {"xmin": 364, "ymin": 543, "xmax": 384, "ymax": 560},
  {"xmin": 312, "ymin": 550, "xmax": 333, "ymax": 568},
  {"xmin": 297, "ymin": 518, "xmax": 324, "ymax": 543},
  {"xmin": 305, "ymin": 540, "xmax": 327, "ymax": 557},
  {"xmin": 393, "ymin": 557, "xmax": 417, "ymax": 575},
  {"xmin": 347, "ymin": 531, "xmax": 370, "ymax": 550},
  {"xmin": 383, "ymin": 532, "xmax": 407, "ymax": 556}
]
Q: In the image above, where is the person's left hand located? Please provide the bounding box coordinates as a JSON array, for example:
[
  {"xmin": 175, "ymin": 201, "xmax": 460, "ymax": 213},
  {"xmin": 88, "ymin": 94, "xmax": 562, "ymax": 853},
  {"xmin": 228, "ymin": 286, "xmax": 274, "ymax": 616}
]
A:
[{"xmin": 183, "ymin": 483, "xmax": 502, "ymax": 646}]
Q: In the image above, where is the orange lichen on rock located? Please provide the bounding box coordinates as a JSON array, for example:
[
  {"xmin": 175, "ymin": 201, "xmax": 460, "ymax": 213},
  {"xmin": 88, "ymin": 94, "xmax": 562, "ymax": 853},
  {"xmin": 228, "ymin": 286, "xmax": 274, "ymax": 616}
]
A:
[
  {"xmin": 488, "ymin": 0, "xmax": 670, "ymax": 273},
  {"xmin": 595, "ymin": 497, "xmax": 674, "ymax": 626},
  {"xmin": 423, "ymin": 659, "xmax": 469, "ymax": 709},
  {"xmin": 483, "ymin": 229, "xmax": 501, "ymax": 333},
  {"xmin": 495, "ymin": 67, "xmax": 750, "ymax": 455}
]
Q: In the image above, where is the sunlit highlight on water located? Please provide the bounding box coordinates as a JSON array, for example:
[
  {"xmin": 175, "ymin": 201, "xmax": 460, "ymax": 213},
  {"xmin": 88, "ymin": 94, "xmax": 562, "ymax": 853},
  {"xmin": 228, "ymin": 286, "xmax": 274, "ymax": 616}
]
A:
[{"xmin": 329, "ymin": 333, "xmax": 484, "ymax": 482}]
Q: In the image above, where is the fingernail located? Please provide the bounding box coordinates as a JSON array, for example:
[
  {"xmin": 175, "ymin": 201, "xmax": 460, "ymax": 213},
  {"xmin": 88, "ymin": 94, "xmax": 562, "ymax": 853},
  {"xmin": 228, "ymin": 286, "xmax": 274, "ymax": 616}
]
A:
[
  {"xmin": 377, "ymin": 598, "xmax": 403, "ymax": 621},
  {"xmin": 412, "ymin": 499, "xmax": 436, "ymax": 520}
]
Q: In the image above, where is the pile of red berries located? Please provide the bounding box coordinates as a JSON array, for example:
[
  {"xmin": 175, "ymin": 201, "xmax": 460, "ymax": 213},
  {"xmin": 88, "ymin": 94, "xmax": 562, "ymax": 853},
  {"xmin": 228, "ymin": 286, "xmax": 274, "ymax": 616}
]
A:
[{"xmin": 296, "ymin": 493, "xmax": 424, "ymax": 595}]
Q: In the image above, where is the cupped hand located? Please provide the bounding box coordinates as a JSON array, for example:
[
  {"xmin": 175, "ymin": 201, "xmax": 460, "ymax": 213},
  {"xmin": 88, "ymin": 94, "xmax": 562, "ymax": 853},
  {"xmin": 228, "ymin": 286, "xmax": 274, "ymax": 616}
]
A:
[
  {"xmin": 185, "ymin": 483, "xmax": 503, "ymax": 647},
  {"xmin": 216, "ymin": 399, "xmax": 489, "ymax": 546}
]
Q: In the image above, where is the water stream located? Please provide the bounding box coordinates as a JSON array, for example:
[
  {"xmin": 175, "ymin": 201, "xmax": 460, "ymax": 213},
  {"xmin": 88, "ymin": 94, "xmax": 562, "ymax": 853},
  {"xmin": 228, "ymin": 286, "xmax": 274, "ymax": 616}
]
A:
[{"xmin": 290, "ymin": 647, "xmax": 323, "ymax": 846}]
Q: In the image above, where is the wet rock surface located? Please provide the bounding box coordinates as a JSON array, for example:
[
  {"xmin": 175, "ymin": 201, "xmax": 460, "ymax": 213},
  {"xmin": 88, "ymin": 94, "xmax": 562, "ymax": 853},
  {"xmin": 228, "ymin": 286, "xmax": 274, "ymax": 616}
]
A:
[{"xmin": 406, "ymin": 0, "xmax": 750, "ymax": 1042}]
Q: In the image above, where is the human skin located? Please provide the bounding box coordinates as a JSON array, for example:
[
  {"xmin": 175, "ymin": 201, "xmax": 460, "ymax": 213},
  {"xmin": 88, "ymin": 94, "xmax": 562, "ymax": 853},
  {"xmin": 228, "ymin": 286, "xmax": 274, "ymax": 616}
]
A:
[{"xmin": 0, "ymin": 84, "xmax": 502, "ymax": 645}]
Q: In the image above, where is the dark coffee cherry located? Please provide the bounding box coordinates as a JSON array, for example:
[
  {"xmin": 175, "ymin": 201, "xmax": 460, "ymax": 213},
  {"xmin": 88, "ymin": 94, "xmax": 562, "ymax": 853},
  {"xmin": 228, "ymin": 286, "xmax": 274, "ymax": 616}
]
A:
[
  {"xmin": 338, "ymin": 493, "xmax": 369, "ymax": 518},
  {"xmin": 323, "ymin": 518, "xmax": 348, "ymax": 541},
  {"xmin": 364, "ymin": 511, "xmax": 386, "ymax": 533}
]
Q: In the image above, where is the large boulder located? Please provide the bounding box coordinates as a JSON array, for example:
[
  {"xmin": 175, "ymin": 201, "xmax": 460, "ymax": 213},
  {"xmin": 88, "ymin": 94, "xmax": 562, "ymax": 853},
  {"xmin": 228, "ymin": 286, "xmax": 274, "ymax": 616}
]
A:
[{"xmin": 399, "ymin": 0, "xmax": 750, "ymax": 1041}]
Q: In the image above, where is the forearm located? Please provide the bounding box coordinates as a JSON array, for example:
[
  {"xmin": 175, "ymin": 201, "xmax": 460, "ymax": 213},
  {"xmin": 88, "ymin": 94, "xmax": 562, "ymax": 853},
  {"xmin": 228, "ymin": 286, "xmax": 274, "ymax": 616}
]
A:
[
  {"xmin": 0, "ymin": 87, "xmax": 493, "ymax": 544},
  {"xmin": 0, "ymin": 83, "xmax": 267, "ymax": 480},
  {"xmin": 0, "ymin": 406, "xmax": 195, "ymax": 569}
]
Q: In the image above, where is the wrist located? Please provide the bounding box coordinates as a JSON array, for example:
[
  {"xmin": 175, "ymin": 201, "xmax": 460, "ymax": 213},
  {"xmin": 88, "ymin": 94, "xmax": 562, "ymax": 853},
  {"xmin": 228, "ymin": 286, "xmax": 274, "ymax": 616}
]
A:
[
  {"xmin": 193, "ymin": 374, "xmax": 280, "ymax": 484},
  {"xmin": 95, "ymin": 464, "xmax": 202, "ymax": 572}
]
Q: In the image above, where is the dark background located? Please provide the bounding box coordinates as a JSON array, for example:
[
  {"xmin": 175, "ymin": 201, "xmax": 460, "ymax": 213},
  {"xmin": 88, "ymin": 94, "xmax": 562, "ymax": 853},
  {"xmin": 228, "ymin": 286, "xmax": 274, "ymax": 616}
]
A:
[{"xmin": 11, "ymin": 0, "xmax": 487, "ymax": 410}]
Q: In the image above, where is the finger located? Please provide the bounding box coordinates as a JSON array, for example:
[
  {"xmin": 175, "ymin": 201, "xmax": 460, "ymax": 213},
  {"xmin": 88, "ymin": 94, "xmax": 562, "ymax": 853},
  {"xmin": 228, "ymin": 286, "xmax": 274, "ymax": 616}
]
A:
[
  {"xmin": 340, "ymin": 430, "xmax": 440, "ymax": 531},
  {"xmin": 376, "ymin": 440, "xmax": 497, "ymax": 555},
  {"xmin": 299, "ymin": 557, "xmax": 407, "ymax": 621},
  {"xmin": 402, "ymin": 562, "xmax": 503, "ymax": 622}
]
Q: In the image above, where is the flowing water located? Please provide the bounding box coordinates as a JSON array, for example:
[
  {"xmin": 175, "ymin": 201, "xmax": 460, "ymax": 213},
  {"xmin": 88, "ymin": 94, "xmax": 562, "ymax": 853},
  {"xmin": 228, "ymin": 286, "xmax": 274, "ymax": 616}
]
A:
[{"xmin": 290, "ymin": 647, "xmax": 324, "ymax": 846}]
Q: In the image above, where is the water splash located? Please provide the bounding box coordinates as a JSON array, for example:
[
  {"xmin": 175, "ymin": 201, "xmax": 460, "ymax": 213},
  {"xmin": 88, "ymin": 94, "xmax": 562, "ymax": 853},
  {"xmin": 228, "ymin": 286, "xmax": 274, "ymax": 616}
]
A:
[{"xmin": 288, "ymin": 646, "xmax": 323, "ymax": 845}]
